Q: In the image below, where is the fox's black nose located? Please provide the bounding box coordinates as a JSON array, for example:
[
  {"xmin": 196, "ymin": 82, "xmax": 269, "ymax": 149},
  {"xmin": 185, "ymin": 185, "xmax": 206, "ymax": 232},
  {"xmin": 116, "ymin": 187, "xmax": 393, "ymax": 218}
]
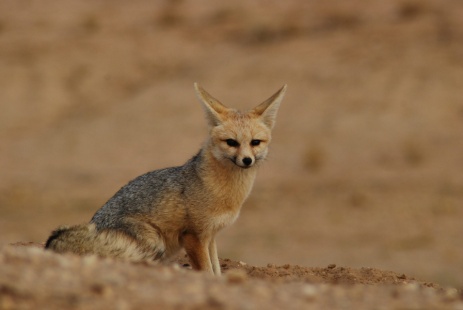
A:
[{"xmin": 242, "ymin": 157, "xmax": 253, "ymax": 166}]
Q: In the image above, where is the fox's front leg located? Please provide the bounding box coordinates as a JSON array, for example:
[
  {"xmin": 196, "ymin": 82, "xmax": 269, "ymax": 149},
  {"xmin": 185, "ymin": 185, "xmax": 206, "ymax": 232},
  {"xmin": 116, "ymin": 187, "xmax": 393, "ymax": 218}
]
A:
[
  {"xmin": 182, "ymin": 233, "xmax": 213, "ymax": 274},
  {"xmin": 209, "ymin": 238, "xmax": 221, "ymax": 275}
]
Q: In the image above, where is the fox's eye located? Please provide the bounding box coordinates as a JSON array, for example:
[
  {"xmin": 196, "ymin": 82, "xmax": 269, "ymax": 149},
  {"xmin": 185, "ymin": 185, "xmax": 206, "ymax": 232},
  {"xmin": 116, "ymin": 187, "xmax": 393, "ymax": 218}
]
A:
[
  {"xmin": 250, "ymin": 139, "xmax": 261, "ymax": 146},
  {"xmin": 226, "ymin": 139, "xmax": 240, "ymax": 147}
]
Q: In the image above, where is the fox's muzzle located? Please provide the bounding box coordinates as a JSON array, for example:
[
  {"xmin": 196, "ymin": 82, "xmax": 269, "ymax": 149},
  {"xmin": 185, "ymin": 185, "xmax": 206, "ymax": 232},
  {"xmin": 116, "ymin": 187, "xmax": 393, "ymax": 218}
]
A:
[{"xmin": 231, "ymin": 156, "xmax": 254, "ymax": 169}]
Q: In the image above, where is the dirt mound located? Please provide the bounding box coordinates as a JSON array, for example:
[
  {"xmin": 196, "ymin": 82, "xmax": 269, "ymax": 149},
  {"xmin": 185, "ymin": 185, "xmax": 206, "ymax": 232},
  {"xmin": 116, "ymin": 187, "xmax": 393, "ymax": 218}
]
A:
[{"xmin": 1, "ymin": 244, "xmax": 461, "ymax": 309}]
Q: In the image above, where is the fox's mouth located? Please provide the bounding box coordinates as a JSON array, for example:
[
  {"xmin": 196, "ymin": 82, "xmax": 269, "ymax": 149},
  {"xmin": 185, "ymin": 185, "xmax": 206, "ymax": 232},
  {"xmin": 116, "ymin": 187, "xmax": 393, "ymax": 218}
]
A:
[{"xmin": 237, "ymin": 164, "xmax": 252, "ymax": 169}]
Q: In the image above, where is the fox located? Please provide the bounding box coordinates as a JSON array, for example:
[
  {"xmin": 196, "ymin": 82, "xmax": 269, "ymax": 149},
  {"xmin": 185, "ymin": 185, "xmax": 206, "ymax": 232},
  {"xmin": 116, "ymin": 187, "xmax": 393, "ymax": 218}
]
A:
[{"xmin": 45, "ymin": 83, "xmax": 287, "ymax": 275}]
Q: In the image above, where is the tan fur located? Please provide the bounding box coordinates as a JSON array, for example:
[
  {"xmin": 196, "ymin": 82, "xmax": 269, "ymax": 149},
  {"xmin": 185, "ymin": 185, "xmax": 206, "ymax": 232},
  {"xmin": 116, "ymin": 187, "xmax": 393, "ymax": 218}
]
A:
[{"xmin": 45, "ymin": 83, "xmax": 287, "ymax": 275}]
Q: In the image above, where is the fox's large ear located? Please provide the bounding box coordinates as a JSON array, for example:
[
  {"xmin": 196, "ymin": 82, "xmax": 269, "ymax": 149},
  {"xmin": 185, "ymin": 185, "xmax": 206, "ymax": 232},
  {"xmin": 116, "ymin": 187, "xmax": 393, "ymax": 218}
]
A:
[
  {"xmin": 194, "ymin": 83, "xmax": 228, "ymax": 127},
  {"xmin": 251, "ymin": 84, "xmax": 287, "ymax": 129}
]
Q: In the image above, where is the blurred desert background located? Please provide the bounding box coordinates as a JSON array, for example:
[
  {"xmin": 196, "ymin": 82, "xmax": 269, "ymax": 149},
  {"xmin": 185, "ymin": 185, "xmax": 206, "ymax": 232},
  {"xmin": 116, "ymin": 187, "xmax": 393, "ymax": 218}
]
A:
[{"xmin": 1, "ymin": 0, "xmax": 462, "ymax": 289}]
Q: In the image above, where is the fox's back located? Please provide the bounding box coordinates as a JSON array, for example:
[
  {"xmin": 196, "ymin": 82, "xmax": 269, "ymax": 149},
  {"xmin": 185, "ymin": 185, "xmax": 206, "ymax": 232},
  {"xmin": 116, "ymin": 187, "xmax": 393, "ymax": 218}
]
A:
[{"xmin": 90, "ymin": 154, "xmax": 202, "ymax": 230}]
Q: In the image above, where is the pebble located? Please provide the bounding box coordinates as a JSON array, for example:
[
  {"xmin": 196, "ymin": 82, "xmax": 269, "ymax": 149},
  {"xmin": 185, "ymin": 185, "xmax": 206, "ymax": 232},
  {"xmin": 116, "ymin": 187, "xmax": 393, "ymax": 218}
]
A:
[
  {"xmin": 301, "ymin": 284, "xmax": 318, "ymax": 301},
  {"xmin": 171, "ymin": 263, "xmax": 181, "ymax": 270},
  {"xmin": 90, "ymin": 283, "xmax": 113, "ymax": 298},
  {"xmin": 403, "ymin": 283, "xmax": 419, "ymax": 292},
  {"xmin": 397, "ymin": 274, "xmax": 407, "ymax": 280},
  {"xmin": 443, "ymin": 288, "xmax": 459, "ymax": 301}
]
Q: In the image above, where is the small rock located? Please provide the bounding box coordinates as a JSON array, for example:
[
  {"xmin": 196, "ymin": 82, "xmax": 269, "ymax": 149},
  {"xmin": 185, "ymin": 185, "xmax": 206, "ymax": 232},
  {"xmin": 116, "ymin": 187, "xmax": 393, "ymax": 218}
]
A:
[
  {"xmin": 397, "ymin": 274, "xmax": 407, "ymax": 280},
  {"xmin": 443, "ymin": 288, "xmax": 459, "ymax": 301},
  {"xmin": 403, "ymin": 283, "xmax": 419, "ymax": 292},
  {"xmin": 301, "ymin": 284, "xmax": 318, "ymax": 301},
  {"xmin": 327, "ymin": 264, "xmax": 336, "ymax": 269},
  {"xmin": 171, "ymin": 263, "xmax": 181, "ymax": 271},
  {"xmin": 90, "ymin": 283, "xmax": 113, "ymax": 298}
]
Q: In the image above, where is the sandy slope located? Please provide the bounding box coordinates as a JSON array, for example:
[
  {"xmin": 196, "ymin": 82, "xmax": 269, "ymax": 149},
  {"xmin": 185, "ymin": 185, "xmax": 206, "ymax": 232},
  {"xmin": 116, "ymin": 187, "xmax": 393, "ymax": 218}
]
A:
[{"xmin": 1, "ymin": 244, "xmax": 461, "ymax": 310}]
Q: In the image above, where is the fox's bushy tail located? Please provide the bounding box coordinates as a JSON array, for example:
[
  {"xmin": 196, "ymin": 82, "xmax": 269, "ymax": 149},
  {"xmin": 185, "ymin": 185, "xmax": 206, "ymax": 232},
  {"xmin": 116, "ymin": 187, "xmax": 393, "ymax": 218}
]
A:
[{"xmin": 45, "ymin": 223, "xmax": 165, "ymax": 261}]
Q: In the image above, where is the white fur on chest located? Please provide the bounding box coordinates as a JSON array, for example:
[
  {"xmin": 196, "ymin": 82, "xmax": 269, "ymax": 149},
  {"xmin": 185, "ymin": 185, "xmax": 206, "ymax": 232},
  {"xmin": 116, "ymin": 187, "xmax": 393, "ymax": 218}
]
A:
[{"xmin": 210, "ymin": 209, "xmax": 240, "ymax": 233}]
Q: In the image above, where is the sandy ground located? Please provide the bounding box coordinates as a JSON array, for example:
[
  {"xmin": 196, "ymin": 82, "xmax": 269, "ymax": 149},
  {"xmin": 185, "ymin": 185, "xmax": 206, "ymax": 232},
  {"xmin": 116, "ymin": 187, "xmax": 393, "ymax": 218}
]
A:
[
  {"xmin": 1, "ymin": 0, "xmax": 463, "ymax": 308},
  {"xmin": 1, "ymin": 243, "xmax": 462, "ymax": 309}
]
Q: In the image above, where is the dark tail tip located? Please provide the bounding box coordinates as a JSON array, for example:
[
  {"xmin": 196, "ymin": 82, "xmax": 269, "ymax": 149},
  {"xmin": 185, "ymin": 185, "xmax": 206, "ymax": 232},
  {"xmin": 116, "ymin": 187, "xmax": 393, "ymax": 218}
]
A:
[{"xmin": 45, "ymin": 227, "xmax": 68, "ymax": 249}]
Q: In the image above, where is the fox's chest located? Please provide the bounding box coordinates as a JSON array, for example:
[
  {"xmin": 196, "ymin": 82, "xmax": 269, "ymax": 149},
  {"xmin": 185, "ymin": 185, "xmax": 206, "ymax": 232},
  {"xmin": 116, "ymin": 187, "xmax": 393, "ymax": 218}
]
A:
[{"xmin": 210, "ymin": 209, "xmax": 240, "ymax": 232}]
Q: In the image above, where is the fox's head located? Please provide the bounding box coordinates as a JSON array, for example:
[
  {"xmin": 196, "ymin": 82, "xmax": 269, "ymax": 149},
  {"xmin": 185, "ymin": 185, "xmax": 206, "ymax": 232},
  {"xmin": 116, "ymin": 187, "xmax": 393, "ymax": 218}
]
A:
[{"xmin": 194, "ymin": 83, "xmax": 287, "ymax": 169}]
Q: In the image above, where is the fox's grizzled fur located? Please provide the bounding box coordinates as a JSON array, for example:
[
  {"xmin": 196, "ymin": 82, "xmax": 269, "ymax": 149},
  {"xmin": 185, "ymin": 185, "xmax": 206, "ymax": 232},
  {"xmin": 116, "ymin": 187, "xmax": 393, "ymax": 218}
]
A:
[{"xmin": 46, "ymin": 83, "xmax": 287, "ymax": 275}]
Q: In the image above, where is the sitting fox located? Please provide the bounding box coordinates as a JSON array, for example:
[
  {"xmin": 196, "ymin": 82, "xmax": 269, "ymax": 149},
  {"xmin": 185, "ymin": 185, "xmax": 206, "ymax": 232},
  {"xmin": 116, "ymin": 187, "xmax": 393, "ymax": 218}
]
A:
[{"xmin": 45, "ymin": 83, "xmax": 287, "ymax": 275}]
